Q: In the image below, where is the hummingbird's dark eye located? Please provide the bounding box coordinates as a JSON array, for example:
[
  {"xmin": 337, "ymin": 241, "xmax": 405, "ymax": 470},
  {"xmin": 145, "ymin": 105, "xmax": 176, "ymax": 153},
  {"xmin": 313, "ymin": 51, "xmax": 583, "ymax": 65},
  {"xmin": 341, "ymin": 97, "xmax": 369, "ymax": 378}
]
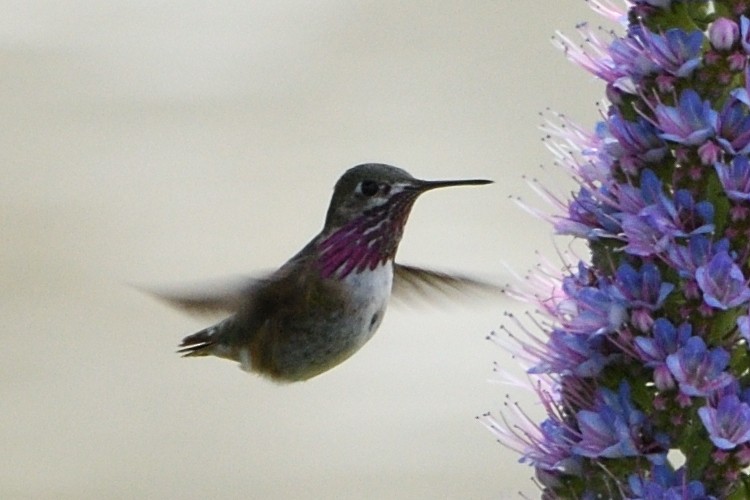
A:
[{"xmin": 359, "ymin": 180, "xmax": 379, "ymax": 197}]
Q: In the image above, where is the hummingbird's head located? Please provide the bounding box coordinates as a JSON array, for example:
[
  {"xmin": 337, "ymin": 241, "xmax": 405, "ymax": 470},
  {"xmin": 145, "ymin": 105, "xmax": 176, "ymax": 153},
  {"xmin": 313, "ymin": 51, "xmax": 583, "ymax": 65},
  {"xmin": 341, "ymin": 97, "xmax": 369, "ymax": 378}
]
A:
[
  {"xmin": 324, "ymin": 163, "xmax": 417, "ymax": 229},
  {"xmin": 317, "ymin": 163, "xmax": 491, "ymax": 279}
]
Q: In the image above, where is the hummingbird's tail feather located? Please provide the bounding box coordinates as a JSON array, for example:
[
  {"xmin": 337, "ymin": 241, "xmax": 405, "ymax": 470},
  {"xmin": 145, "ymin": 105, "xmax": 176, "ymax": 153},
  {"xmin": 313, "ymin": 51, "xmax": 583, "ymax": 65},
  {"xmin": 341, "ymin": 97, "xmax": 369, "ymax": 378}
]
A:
[
  {"xmin": 176, "ymin": 316, "xmax": 239, "ymax": 359},
  {"xmin": 176, "ymin": 320, "xmax": 228, "ymax": 357},
  {"xmin": 177, "ymin": 327, "xmax": 217, "ymax": 357}
]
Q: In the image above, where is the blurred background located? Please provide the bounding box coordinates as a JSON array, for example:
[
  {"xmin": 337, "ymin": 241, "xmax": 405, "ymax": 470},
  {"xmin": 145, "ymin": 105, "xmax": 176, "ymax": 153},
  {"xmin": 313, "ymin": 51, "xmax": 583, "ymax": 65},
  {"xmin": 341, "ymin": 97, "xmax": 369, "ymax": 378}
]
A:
[{"xmin": 1, "ymin": 2, "xmax": 602, "ymax": 498}]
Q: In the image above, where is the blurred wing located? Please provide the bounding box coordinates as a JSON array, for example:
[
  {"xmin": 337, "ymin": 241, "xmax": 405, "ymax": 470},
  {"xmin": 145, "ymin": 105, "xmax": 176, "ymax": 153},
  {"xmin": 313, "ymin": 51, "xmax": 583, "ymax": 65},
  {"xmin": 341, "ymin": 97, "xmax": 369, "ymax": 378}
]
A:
[
  {"xmin": 392, "ymin": 264, "xmax": 505, "ymax": 304},
  {"xmin": 135, "ymin": 274, "xmax": 271, "ymax": 317}
]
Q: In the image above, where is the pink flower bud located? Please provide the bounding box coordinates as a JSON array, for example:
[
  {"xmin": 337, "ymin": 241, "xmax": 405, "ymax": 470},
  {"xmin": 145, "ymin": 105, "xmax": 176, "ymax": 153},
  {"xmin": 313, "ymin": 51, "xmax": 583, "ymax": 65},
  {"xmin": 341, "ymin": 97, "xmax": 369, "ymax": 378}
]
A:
[{"xmin": 710, "ymin": 18, "xmax": 739, "ymax": 51}]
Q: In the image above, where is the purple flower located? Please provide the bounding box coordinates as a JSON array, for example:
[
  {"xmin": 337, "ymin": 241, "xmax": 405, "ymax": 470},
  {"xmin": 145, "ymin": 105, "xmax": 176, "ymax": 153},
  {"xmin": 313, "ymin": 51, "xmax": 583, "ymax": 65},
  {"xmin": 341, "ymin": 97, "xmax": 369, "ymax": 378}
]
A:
[
  {"xmin": 613, "ymin": 182, "xmax": 650, "ymax": 215},
  {"xmin": 529, "ymin": 329, "xmax": 614, "ymax": 377},
  {"xmin": 635, "ymin": 319, "xmax": 692, "ymax": 390},
  {"xmin": 621, "ymin": 215, "xmax": 666, "ymax": 256},
  {"xmin": 655, "ymin": 89, "xmax": 718, "ymax": 145},
  {"xmin": 566, "ymin": 287, "xmax": 627, "ymax": 335},
  {"xmin": 628, "ymin": 465, "xmax": 715, "ymax": 500},
  {"xmin": 642, "ymin": 28, "xmax": 703, "ymax": 77},
  {"xmin": 741, "ymin": 16, "xmax": 750, "ymax": 54},
  {"xmin": 604, "ymin": 114, "xmax": 668, "ymax": 170},
  {"xmin": 698, "ymin": 395, "xmax": 750, "ymax": 450},
  {"xmin": 610, "ymin": 262, "xmax": 673, "ymax": 310},
  {"xmin": 557, "ymin": 186, "xmax": 620, "ymax": 239},
  {"xmin": 696, "ymin": 250, "xmax": 750, "ymax": 310},
  {"xmin": 715, "ymin": 155, "xmax": 750, "ymax": 201},
  {"xmin": 640, "ymin": 189, "xmax": 714, "ymax": 239},
  {"xmin": 731, "ymin": 65, "xmax": 750, "ymax": 106},
  {"xmin": 531, "ymin": 418, "xmax": 580, "ymax": 470},
  {"xmin": 635, "ymin": 319, "xmax": 691, "ymax": 364},
  {"xmin": 493, "ymin": 5, "xmax": 750, "ymax": 497},
  {"xmin": 553, "ymin": 271, "xmax": 628, "ymax": 336},
  {"xmin": 620, "ymin": 170, "xmax": 671, "ymax": 256},
  {"xmin": 555, "ymin": 24, "xmax": 625, "ymax": 86},
  {"xmin": 716, "ymin": 99, "xmax": 750, "ymax": 154},
  {"xmin": 609, "ymin": 262, "xmax": 673, "ymax": 331},
  {"xmin": 621, "ymin": 170, "xmax": 715, "ymax": 257},
  {"xmin": 572, "ymin": 383, "xmax": 645, "ymax": 458},
  {"xmin": 666, "ymin": 337, "xmax": 733, "ymax": 397},
  {"xmin": 609, "ymin": 32, "xmax": 657, "ymax": 83},
  {"xmin": 479, "ymin": 393, "xmax": 581, "ymax": 475},
  {"xmin": 665, "ymin": 236, "xmax": 729, "ymax": 278},
  {"xmin": 738, "ymin": 314, "xmax": 750, "ymax": 342},
  {"xmin": 637, "ymin": 168, "xmax": 665, "ymax": 205}
]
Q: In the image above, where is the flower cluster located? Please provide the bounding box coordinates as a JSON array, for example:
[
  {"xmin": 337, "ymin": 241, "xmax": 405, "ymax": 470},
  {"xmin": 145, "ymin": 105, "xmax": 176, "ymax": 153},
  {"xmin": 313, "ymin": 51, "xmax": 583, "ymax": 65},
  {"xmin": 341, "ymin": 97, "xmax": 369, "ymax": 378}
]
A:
[{"xmin": 483, "ymin": 1, "xmax": 750, "ymax": 497}]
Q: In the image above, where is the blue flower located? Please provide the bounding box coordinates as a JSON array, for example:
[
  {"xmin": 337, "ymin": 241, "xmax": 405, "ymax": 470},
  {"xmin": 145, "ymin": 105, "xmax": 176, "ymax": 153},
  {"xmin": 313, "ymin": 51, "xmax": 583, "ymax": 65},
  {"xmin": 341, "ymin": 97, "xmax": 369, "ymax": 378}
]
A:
[
  {"xmin": 738, "ymin": 314, "xmax": 750, "ymax": 343},
  {"xmin": 698, "ymin": 395, "xmax": 750, "ymax": 450},
  {"xmin": 528, "ymin": 329, "xmax": 614, "ymax": 377},
  {"xmin": 569, "ymin": 287, "xmax": 627, "ymax": 335},
  {"xmin": 609, "ymin": 262, "xmax": 674, "ymax": 331},
  {"xmin": 557, "ymin": 186, "xmax": 620, "ymax": 239},
  {"xmin": 621, "ymin": 215, "xmax": 666, "ymax": 256},
  {"xmin": 666, "ymin": 337, "xmax": 733, "ymax": 397},
  {"xmin": 613, "ymin": 182, "xmax": 649, "ymax": 215},
  {"xmin": 715, "ymin": 155, "xmax": 750, "ymax": 201},
  {"xmin": 635, "ymin": 319, "xmax": 692, "ymax": 390},
  {"xmin": 716, "ymin": 99, "xmax": 750, "ymax": 154},
  {"xmin": 610, "ymin": 262, "xmax": 674, "ymax": 310},
  {"xmin": 479, "ymin": 394, "xmax": 581, "ymax": 476},
  {"xmin": 608, "ymin": 26, "xmax": 658, "ymax": 83},
  {"xmin": 637, "ymin": 168, "xmax": 665, "ymax": 205},
  {"xmin": 730, "ymin": 65, "xmax": 750, "ymax": 106},
  {"xmin": 666, "ymin": 235, "xmax": 730, "ymax": 278},
  {"xmin": 493, "ymin": 3, "xmax": 750, "ymax": 496},
  {"xmin": 621, "ymin": 170, "xmax": 715, "ymax": 257},
  {"xmin": 642, "ymin": 28, "xmax": 703, "ymax": 77},
  {"xmin": 628, "ymin": 464, "xmax": 715, "ymax": 500},
  {"xmin": 640, "ymin": 189, "xmax": 714, "ymax": 239},
  {"xmin": 555, "ymin": 272, "xmax": 628, "ymax": 336},
  {"xmin": 572, "ymin": 383, "xmax": 646, "ymax": 458},
  {"xmin": 741, "ymin": 15, "xmax": 750, "ymax": 54},
  {"xmin": 696, "ymin": 250, "xmax": 750, "ymax": 310},
  {"xmin": 635, "ymin": 319, "xmax": 691, "ymax": 364},
  {"xmin": 530, "ymin": 418, "xmax": 581, "ymax": 472},
  {"xmin": 655, "ymin": 89, "xmax": 718, "ymax": 145},
  {"xmin": 620, "ymin": 170, "xmax": 672, "ymax": 256},
  {"xmin": 604, "ymin": 114, "xmax": 668, "ymax": 170}
]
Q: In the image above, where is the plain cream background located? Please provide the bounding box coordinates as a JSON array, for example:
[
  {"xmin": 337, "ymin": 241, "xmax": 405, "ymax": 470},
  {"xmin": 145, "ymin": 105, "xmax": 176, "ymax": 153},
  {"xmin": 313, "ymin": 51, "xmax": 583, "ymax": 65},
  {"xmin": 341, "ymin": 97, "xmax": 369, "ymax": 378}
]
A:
[{"xmin": 1, "ymin": 2, "xmax": 603, "ymax": 498}]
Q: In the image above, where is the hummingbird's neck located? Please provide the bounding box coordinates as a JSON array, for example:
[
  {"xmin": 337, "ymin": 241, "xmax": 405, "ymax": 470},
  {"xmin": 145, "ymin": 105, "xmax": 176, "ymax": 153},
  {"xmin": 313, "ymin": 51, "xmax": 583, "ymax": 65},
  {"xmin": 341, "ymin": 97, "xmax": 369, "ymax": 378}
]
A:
[{"xmin": 316, "ymin": 193, "xmax": 417, "ymax": 279}]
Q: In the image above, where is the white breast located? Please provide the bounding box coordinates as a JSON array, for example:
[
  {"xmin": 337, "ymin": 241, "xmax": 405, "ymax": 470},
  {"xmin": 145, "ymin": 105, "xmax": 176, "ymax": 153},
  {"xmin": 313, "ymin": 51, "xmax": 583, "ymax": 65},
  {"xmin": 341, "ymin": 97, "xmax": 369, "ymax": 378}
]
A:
[{"xmin": 340, "ymin": 261, "xmax": 393, "ymax": 345}]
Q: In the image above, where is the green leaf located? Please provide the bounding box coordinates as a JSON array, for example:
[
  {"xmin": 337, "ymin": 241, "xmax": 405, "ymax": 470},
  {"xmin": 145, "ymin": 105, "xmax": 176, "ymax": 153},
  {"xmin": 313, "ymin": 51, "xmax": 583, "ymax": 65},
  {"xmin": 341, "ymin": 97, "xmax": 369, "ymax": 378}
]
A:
[
  {"xmin": 678, "ymin": 408, "xmax": 713, "ymax": 480},
  {"xmin": 726, "ymin": 473, "xmax": 750, "ymax": 500},
  {"xmin": 706, "ymin": 169, "xmax": 730, "ymax": 238},
  {"xmin": 707, "ymin": 308, "xmax": 742, "ymax": 345}
]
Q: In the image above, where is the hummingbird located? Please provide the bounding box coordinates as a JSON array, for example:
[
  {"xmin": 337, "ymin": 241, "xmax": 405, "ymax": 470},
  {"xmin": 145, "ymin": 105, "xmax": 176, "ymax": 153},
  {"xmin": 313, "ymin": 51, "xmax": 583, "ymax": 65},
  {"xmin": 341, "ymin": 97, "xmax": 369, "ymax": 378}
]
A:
[{"xmin": 150, "ymin": 163, "xmax": 493, "ymax": 382}]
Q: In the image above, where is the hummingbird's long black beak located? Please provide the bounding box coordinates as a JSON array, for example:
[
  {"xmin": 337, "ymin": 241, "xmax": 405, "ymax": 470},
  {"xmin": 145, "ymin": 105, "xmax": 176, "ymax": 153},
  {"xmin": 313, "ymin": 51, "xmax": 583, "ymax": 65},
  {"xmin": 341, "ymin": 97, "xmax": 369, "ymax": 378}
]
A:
[{"xmin": 414, "ymin": 178, "xmax": 493, "ymax": 192}]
